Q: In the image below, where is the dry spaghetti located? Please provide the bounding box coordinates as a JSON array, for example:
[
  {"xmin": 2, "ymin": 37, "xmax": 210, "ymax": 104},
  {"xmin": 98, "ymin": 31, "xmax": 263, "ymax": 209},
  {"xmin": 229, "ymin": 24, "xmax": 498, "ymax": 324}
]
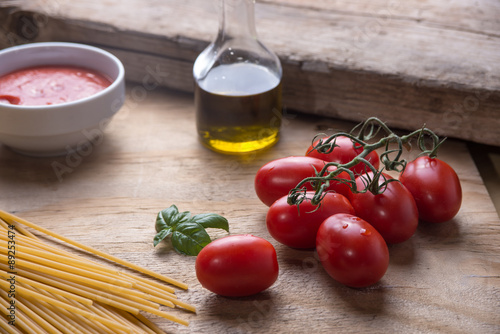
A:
[{"xmin": 0, "ymin": 209, "xmax": 195, "ymax": 334}]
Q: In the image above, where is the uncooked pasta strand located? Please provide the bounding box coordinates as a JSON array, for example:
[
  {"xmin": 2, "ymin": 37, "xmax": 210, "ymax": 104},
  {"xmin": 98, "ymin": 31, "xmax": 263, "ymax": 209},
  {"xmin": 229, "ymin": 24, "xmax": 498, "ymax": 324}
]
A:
[
  {"xmin": 0, "ymin": 289, "xmax": 46, "ymax": 334},
  {"xmin": 134, "ymin": 312, "xmax": 168, "ymax": 334},
  {"xmin": 0, "ymin": 280, "xmax": 132, "ymax": 333},
  {"xmin": 53, "ymin": 294, "xmax": 119, "ymax": 334},
  {"xmin": 0, "ymin": 243, "xmax": 134, "ymax": 288},
  {"xmin": 0, "ymin": 267, "xmax": 92, "ymax": 306},
  {"xmin": 2, "ymin": 231, "xmax": 179, "ymax": 300},
  {"xmin": 0, "ymin": 234, "xmax": 137, "ymax": 286},
  {"xmin": 16, "ymin": 295, "xmax": 66, "ymax": 334},
  {"xmin": 27, "ymin": 269, "xmax": 158, "ymax": 315},
  {"xmin": 23, "ymin": 297, "xmax": 80, "ymax": 334},
  {"xmin": 0, "ymin": 253, "xmax": 141, "ymax": 299},
  {"xmin": 0, "ymin": 210, "xmax": 188, "ymax": 289},
  {"xmin": 0, "ymin": 314, "xmax": 23, "ymax": 334},
  {"xmin": 0, "ymin": 217, "xmax": 37, "ymax": 239},
  {"xmin": 43, "ymin": 301, "xmax": 101, "ymax": 334},
  {"xmin": 0, "ymin": 210, "xmax": 194, "ymax": 331}
]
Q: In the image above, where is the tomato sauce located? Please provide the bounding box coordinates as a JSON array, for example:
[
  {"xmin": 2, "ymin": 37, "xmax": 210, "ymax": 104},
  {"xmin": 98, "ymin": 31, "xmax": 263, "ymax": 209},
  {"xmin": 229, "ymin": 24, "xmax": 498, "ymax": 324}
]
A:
[{"xmin": 0, "ymin": 65, "xmax": 112, "ymax": 106}]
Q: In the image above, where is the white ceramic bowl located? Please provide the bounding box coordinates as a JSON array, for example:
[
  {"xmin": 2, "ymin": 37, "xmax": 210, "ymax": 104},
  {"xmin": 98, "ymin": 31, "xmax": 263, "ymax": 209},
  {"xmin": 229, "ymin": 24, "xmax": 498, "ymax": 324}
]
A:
[{"xmin": 0, "ymin": 42, "xmax": 125, "ymax": 157}]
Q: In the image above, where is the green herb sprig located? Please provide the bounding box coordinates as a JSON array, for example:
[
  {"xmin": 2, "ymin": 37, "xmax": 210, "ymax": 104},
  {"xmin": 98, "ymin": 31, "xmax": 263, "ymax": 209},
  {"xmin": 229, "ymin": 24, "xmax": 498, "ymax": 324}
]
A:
[{"xmin": 153, "ymin": 205, "xmax": 229, "ymax": 256}]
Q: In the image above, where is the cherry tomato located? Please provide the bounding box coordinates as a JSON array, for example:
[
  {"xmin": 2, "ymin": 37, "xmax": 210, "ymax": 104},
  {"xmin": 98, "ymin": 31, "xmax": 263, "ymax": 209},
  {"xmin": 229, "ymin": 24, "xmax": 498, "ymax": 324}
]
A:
[
  {"xmin": 306, "ymin": 136, "xmax": 380, "ymax": 175},
  {"xmin": 349, "ymin": 172, "xmax": 418, "ymax": 244},
  {"xmin": 400, "ymin": 156, "xmax": 462, "ymax": 223},
  {"xmin": 266, "ymin": 192, "xmax": 355, "ymax": 249},
  {"xmin": 316, "ymin": 213, "xmax": 389, "ymax": 288},
  {"xmin": 195, "ymin": 235, "xmax": 279, "ymax": 297},
  {"xmin": 254, "ymin": 156, "xmax": 325, "ymax": 206},
  {"xmin": 324, "ymin": 165, "xmax": 353, "ymax": 199},
  {"xmin": 255, "ymin": 156, "xmax": 353, "ymax": 207}
]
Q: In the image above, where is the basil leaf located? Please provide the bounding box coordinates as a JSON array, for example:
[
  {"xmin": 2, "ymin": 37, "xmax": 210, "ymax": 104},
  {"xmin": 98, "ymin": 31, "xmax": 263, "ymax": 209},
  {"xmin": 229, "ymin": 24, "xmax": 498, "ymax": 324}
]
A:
[
  {"xmin": 191, "ymin": 213, "xmax": 229, "ymax": 232},
  {"xmin": 156, "ymin": 205, "xmax": 179, "ymax": 231},
  {"xmin": 153, "ymin": 205, "xmax": 230, "ymax": 255},
  {"xmin": 171, "ymin": 222, "xmax": 212, "ymax": 256},
  {"xmin": 153, "ymin": 227, "xmax": 172, "ymax": 247},
  {"xmin": 174, "ymin": 210, "xmax": 192, "ymax": 225}
]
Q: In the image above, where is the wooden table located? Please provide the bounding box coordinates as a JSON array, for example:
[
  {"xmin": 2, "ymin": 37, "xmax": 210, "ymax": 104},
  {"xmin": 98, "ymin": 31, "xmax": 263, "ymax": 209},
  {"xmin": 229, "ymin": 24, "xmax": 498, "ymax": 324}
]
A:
[{"xmin": 1, "ymin": 87, "xmax": 499, "ymax": 333}]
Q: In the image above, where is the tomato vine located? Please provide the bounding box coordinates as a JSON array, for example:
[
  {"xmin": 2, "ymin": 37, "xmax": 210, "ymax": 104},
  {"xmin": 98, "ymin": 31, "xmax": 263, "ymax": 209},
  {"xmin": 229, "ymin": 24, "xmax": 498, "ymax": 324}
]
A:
[{"xmin": 288, "ymin": 117, "xmax": 447, "ymax": 206}]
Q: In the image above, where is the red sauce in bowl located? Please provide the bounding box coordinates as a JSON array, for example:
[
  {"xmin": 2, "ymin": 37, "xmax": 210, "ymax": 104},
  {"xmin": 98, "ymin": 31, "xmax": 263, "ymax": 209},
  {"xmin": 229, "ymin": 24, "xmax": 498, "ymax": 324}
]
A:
[{"xmin": 0, "ymin": 65, "xmax": 112, "ymax": 106}]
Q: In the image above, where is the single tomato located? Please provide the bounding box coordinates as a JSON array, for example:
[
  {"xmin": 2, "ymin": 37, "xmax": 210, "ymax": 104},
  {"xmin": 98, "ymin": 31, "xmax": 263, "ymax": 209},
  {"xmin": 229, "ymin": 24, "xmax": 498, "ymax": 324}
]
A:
[
  {"xmin": 266, "ymin": 192, "xmax": 355, "ymax": 249},
  {"xmin": 400, "ymin": 156, "xmax": 462, "ymax": 223},
  {"xmin": 254, "ymin": 156, "xmax": 326, "ymax": 206},
  {"xmin": 324, "ymin": 165, "xmax": 353, "ymax": 199},
  {"xmin": 316, "ymin": 213, "xmax": 389, "ymax": 288},
  {"xmin": 306, "ymin": 136, "xmax": 380, "ymax": 175},
  {"xmin": 349, "ymin": 172, "xmax": 418, "ymax": 244},
  {"xmin": 195, "ymin": 235, "xmax": 279, "ymax": 297}
]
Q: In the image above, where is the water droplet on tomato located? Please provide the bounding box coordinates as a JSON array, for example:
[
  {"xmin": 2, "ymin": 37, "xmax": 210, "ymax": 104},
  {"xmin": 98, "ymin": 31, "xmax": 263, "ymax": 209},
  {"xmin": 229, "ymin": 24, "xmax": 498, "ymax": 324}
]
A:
[{"xmin": 360, "ymin": 228, "xmax": 371, "ymax": 236}]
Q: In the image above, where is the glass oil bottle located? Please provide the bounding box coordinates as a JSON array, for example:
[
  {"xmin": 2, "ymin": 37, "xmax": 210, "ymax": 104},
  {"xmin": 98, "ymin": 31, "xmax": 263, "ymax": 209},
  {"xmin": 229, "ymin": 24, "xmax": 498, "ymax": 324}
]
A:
[{"xmin": 193, "ymin": 0, "xmax": 283, "ymax": 154}]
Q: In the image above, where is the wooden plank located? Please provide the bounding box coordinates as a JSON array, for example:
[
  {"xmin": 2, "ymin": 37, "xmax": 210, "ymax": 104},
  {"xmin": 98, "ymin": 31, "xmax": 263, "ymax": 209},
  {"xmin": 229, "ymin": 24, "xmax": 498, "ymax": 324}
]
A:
[
  {"xmin": 0, "ymin": 0, "xmax": 499, "ymax": 147},
  {"xmin": 0, "ymin": 87, "xmax": 499, "ymax": 333},
  {"xmin": 470, "ymin": 143, "xmax": 500, "ymax": 215},
  {"xmin": 269, "ymin": 0, "xmax": 500, "ymax": 36}
]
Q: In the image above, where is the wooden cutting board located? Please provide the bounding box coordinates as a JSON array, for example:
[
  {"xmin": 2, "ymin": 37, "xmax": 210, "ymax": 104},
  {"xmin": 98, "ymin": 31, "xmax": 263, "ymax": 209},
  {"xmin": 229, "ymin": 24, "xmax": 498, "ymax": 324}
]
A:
[
  {"xmin": 1, "ymin": 0, "xmax": 500, "ymax": 146},
  {"xmin": 0, "ymin": 87, "xmax": 499, "ymax": 333}
]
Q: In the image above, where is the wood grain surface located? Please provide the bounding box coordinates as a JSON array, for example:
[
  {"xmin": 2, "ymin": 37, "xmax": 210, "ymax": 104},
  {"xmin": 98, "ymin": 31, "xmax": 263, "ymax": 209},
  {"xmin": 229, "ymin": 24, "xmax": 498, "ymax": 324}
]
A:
[
  {"xmin": 1, "ymin": 0, "xmax": 499, "ymax": 146},
  {"xmin": 0, "ymin": 87, "xmax": 499, "ymax": 333}
]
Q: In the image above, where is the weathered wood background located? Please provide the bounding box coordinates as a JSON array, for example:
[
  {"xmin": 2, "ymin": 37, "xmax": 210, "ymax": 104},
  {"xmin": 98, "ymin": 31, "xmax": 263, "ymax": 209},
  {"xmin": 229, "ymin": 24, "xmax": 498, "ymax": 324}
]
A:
[
  {"xmin": 0, "ymin": 2, "xmax": 499, "ymax": 332},
  {"xmin": 1, "ymin": 0, "xmax": 499, "ymax": 146},
  {"xmin": 0, "ymin": 87, "xmax": 499, "ymax": 333}
]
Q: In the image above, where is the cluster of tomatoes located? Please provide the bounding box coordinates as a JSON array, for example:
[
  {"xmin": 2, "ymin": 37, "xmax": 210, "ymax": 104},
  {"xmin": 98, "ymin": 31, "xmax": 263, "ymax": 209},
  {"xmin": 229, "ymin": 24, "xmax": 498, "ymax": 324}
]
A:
[
  {"xmin": 254, "ymin": 135, "xmax": 463, "ymax": 288},
  {"xmin": 195, "ymin": 134, "xmax": 462, "ymax": 297}
]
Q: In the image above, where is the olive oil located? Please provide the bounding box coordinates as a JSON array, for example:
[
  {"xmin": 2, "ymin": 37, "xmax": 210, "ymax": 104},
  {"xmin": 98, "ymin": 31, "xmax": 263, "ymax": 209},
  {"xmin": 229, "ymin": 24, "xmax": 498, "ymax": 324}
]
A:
[
  {"xmin": 192, "ymin": 0, "xmax": 282, "ymax": 154},
  {"xmin": 195, "ymin": 63, "xmax": 282, "ymax": 154}
]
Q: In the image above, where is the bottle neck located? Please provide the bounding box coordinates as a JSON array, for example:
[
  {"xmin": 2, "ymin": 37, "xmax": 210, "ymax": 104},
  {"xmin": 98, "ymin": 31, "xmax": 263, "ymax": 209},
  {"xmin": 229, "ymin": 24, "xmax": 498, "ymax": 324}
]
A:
[{"xmin": 219, "ymin": 0, "xmax": 258, "ymax": 40}]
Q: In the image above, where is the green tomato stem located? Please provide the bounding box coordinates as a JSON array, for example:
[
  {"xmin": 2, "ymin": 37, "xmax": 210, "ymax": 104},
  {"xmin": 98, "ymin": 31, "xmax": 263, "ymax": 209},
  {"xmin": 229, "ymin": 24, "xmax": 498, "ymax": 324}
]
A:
[{"xmin": 288, "ymin": 118, "xmax": 445, "ymax": 207}]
